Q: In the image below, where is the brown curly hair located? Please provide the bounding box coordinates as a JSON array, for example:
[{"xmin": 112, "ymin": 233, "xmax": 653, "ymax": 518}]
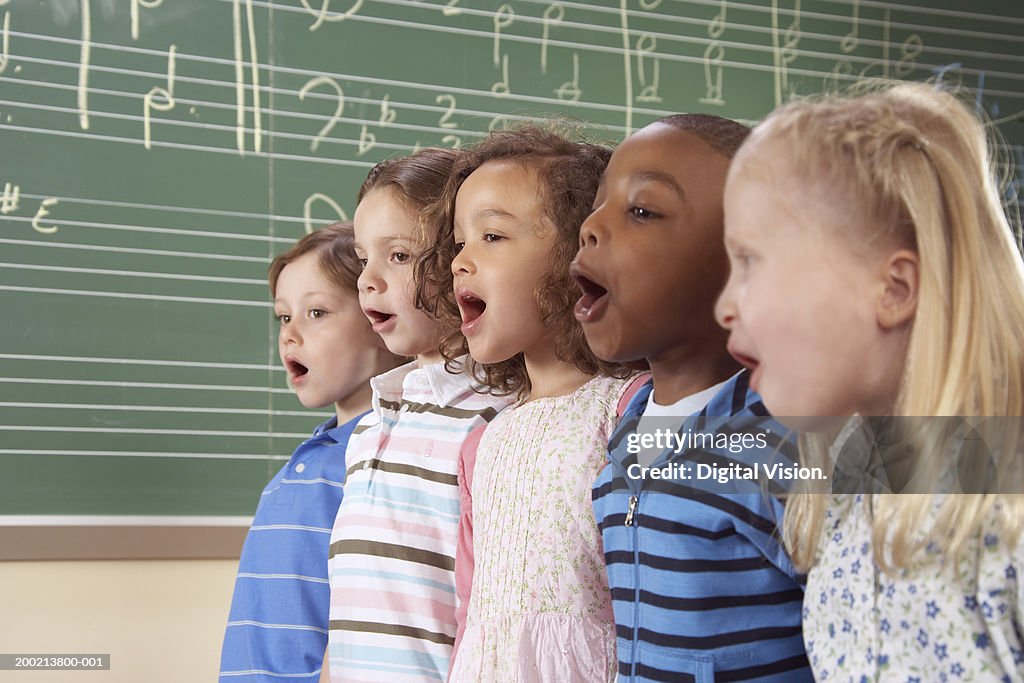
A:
[{"xmin": 416, "ymin": 124, "xmax": 630, "ymax": 398}]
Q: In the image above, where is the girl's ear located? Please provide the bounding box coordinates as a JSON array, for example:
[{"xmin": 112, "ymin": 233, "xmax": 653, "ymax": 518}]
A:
[{"xmin": 877, "ymin": 248, "xmax": 919, "ymax": 329}]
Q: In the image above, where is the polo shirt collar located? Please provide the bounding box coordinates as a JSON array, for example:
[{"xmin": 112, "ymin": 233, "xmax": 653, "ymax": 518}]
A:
[{"xmin": 369, "ymin": 358, "xmax": 475, "ymax": 412}]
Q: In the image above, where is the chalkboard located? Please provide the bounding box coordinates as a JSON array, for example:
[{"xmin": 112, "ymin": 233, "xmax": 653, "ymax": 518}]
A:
[{"xmin": 0, "ymin": 0, "xmax": 1021, "ymax": 521}]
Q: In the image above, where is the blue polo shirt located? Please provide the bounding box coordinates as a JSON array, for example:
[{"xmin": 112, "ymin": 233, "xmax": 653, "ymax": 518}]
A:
[{"xmin": 220, "ymin": 413, "xmax": 363, "ymax": 683}]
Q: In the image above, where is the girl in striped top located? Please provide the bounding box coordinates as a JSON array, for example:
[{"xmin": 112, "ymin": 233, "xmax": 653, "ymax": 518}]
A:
[{"xmin": 326, "ymin": 148, "xmax": 515, "ymax": 683}]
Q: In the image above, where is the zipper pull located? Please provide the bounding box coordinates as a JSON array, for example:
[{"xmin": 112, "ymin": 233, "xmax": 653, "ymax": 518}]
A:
[{"xmin": 624, "ymin": 495, "xmax": 638, "ymax": 526}]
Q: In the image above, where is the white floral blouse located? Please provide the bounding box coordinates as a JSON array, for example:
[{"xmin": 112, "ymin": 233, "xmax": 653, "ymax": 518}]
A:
[{"xmin": 804, "ymin": 494, "xmax": 1024, "ymax": 682}]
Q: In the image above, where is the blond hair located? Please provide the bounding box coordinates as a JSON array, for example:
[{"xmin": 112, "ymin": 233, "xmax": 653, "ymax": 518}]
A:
[{"xmin": 742, "ymin": 82, "xmax": 1024, "ymax": 572}]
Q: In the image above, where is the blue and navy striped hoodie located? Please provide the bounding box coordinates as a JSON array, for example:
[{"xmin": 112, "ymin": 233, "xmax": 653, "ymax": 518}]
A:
[{"xmin": 592, "ymin": 370, "xmax": 811, "ymax": 682}]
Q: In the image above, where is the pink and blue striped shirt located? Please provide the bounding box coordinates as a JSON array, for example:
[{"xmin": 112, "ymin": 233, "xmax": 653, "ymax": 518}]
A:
[{"xmin": 326, "ymin": 360, "xmax": 513, "ymax": 682}]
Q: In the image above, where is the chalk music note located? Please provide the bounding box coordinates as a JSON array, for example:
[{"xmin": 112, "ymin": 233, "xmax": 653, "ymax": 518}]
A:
[
  {"xmin": 232, "ymin": 0, "xmax": 262, "ymax": 154},
  {"xmin": 541, "ymin": 3, "xmax": 564, "ymax": 75},
  {"xmin": 700, "ymin": 43, "xmax": 725, "ymax": 105},
  {"xmin": 638, "ymin": 0, "xmax": 662, "ymax": 9},
  {"xmin": 78, "ymin": 0, "xmax": 91, "ymax": 130},
  {"xmin": 299, "ymin": 0, "xmax": 364, "ymax": 32},
  {"xmin": 492, "ymin": 53, "xmax": 510, "ymax": 97},
  {"xmin": 143, "ymin": 44, "xmax": 176, "ymax": 149},
  {"xmin": 823, "ymin": 59, "xmax": 852, "ymax": 96},
  {"xmin": 770, "ymin": 0, "xmax": 802, "ymax": 106},
  {"xmin": 635, "ymin": 33, "xmax": 661, "ymax": 103},
  {"xmin": 493, "ymin": 5, "xmax": 514, "ymax": 67},
  {"xmin": 441, "ymin": 134, "xmax": 462, "ymax": 149},
  {"xmin": 358, "ymin": 125, "xmax": 375, "ymax": 156},
  {"xmin": 442, "ymin": 0, "xmax": 461, "ymax": 16},
  {"xmin": 895, "ymin": 33, "xmax": 923, "ymax": 78},
  {"xmin": 130, "ymin": 0, "xmax": 163, "ymax": 41},
  {"xmin": 379, "ymin": 94, "xmax": 396, "ymax": 125},
  {"xmin": 708, "ymin": 0, "xmax": 727, "ymax": 39},
  {"xmin": 0, "ymin": 181, "xmax": 19, "ymax": 214},
  {"xmin": 840, "ymin": 0, "xmax": 859, "ymax": 53},
  {"xmin": 781, "ymin": 0, "xmax": 801, "ymax": 67},
  {"xmin": 555, "ymin": 52, "xmax": 581, "ymax": 102},
  {"xmin": 299, "ymin": 76, "xmax": 345, "ymax": 152},
  {"xmin": 0, "ymin": 10, "xmax": 10, "ymax": 75},
  {"xmin": 303, "ymin": 193, "xmax": 347, "ymax": 234}
]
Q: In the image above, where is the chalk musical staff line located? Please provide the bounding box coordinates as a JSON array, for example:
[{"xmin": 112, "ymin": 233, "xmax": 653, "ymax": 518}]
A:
[
  {"xmin": 0, "ymin": 450, "xmax": 293, "ymax": 462},
  {"xmin": 0, "ymin": 353, "xmax": 281, "ymax": 371}
]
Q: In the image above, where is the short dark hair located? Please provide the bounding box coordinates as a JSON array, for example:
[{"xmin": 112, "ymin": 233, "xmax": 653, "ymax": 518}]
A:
[
  {"xmin": 655, "ymin": 113, "xmax": 751, "ymax": 158},
  {"xmin": 268, "ymin": 221, "xmax": 360, "ymax": 297},
  {"xmin": 416, "ymin": 124, "xmax": 630, "ymax": 397}
]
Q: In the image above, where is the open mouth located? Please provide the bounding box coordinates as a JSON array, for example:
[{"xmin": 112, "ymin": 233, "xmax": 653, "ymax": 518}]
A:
[
  {"xmin": 456, "ymin": 288, "xmax": 486, "ymax": 323},
  {"xmin": 364, "ymin": 308, "xmax": 396, "ymax": 330},
  {"xmin": 456, "ymin": 287, "xmax": 486, "ymax": 336},
  {"xmin": 284, "ymin": 356, "xmax": 309, "ymax": 382},
  {"xmin": 569, "ymin": 262, "xmax": 609, "ymax": 323}
]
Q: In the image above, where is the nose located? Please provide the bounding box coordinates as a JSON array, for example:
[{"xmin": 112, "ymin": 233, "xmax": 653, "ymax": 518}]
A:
[
  {"xmin": 451, "ymin": 242, "xmax": 474, "ymax": 276},
  {"xmin": 280, "ymin": 319, "xmax": 302, "ymax": 346},
  {"xmin": 358, "ymin": 260, "xmax": 384, "ymax": 294},
  {"xmin": 715, "ymin": 276, "xmax": 737, "ymax": 330},
  {"xmin": 578, "ymin": 205, "xmax": 604, "ymax": 250}
]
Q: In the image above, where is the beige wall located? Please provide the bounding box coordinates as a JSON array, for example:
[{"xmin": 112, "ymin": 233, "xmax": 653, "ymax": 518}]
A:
[{"xmin": 0, "ymin": 559, "xmax": 240, "ymax": 683}]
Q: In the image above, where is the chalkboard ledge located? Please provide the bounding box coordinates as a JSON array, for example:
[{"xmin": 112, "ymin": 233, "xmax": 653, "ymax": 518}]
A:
[{"xmin": 0, "ymin": 516, "xmax": 251, "ymax": 560}]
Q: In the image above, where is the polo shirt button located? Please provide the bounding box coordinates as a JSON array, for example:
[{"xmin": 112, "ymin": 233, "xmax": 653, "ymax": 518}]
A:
[
  {"xmin": 399, "ymin": 404, "xmax": 410, "ymax": 413},
  {"xmin": 362, "ymin": 460, "xmax": 370, "ymax": 470},
  {"xmin": 295, "ymin": 463, "xmax": 305, "ymax": 473}
]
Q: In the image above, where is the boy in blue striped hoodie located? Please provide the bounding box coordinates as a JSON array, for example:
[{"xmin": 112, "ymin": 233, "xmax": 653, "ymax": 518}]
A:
[{"xmin": 570, "ymin": 115, "xmax": 811, "ymax": 682}]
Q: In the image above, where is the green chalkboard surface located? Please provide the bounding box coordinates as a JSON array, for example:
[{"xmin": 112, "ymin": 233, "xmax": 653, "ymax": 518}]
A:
[{"xmin": 0, "ymin": 0, "xmax": 1021, "ymax": 519}]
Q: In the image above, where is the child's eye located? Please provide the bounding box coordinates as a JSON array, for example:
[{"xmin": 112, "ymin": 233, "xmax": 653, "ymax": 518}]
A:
[
  {"xmin": 483, "ymin": 233, "xmax": 503, "ymax": 243},
  {"xmin": 390, "ymin": 251, "xmax": 410, "ymax": 264},
  {"xmin": 276, "ymin": 314, "xmax": 291, "ymax": 325},
  {"xmin": 308, "ymin": 308, "xmax": 328, "ymax": 320},
  {"xmin": 629, "ymin": 206, "xmax": 658, "ymax": 220},
  {"xmin": 357, "ymin": 258, "xmax": 368, "ymax": 269},
  {"xmin": 453, "ymin": 241, "xmax": 465, "ymax": 254}
]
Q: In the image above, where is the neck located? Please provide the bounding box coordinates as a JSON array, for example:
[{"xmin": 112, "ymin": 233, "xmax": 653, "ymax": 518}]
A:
[
  {"xmin": 416, "ymin": 350, "xmax": 443, "ymax": 367},
  {"xmin": 647, "ymin": 340, "xmax": 740, "ymax": 406},
  {"xmin": 523, "ymin": 340, "xmax": 593, "ymax": 401},
  {"xmin": 335, "ymin": 382, "xmax": 373, "ymax": 424}
]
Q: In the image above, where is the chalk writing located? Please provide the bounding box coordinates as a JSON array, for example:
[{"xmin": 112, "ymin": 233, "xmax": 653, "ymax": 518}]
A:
[
  {"xmin": 555, "ymin": 52, "xmax": 581, "ymax": 102},
  {"xmin": 299, "ymin": 76, "xmax": 345, "ymax": 153},
  {"xmin": 636, "ymin": 34, "xmax": 661, "ymax": 103},
  {"xmin": 492, "ymin": 53, "xmax": 510, "ymax": 97},
  {"xmin": 0, "ymin": 181, "xmax": 19, "ymax": 214},
  {"xmin": 436, "ymin": 94, "xmax": 458, "ymax": 129},
  {"xmin": 0, "ymin": 10, "xmax": 9, "ymax": 75},
  {"xmin": 541, "ymin": 3, "xmax": 564, "ymax": 75},
  {"xmin": 493, "ymin": 5, "xmax": 514, "ymax": 67},
  {"xmin": 32, "ymin": 198, "xmax": 59, "ymax": 235},
  {"xmin": 78, "ymin": 0, "xmax": 91, "ymax": 130},
  {"xmin": 304, "ymin": 193, "xmax": 347, "ymax": 234},
  {"xmin": 143, "ymin": 44, "xmax": 176, "ymax": 150},
  {"xmin": 300, "ymin": 0, "xmax": 364, "ymax": 32},
  {"xmin": 130, "ymin": 0, "xmax": 163, "ymax": 41}
]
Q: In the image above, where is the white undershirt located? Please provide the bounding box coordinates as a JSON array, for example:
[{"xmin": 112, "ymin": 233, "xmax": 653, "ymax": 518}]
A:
[{"xmin": 634, "ymin": 378, "xmax": 731, "ymax": 468}]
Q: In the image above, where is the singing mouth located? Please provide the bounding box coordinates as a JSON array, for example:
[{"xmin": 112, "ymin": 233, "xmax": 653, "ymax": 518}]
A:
[
  {"xmin": 364, "ymin": 309, "xmax": 395, "ymax": 326},
  {"xmin": 456, "ymin": 287, "xmax": 486, "ymax": 324},
  {"xmin": 284, "ymin": 356, "xmax": 309, "ymax": 381},
  {"xmin": 569, "ymin": 262, "xmax": 609, "ymax": 322}
]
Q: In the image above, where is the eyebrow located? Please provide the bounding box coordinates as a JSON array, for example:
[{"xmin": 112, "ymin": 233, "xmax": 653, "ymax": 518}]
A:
[
  {"xmin": 473, "ymin": 207, "xmax": 517, "ymax": 221},
  {"xmin": 635, "ymin": 170, "xmax": 687, "ymax": 202}
]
